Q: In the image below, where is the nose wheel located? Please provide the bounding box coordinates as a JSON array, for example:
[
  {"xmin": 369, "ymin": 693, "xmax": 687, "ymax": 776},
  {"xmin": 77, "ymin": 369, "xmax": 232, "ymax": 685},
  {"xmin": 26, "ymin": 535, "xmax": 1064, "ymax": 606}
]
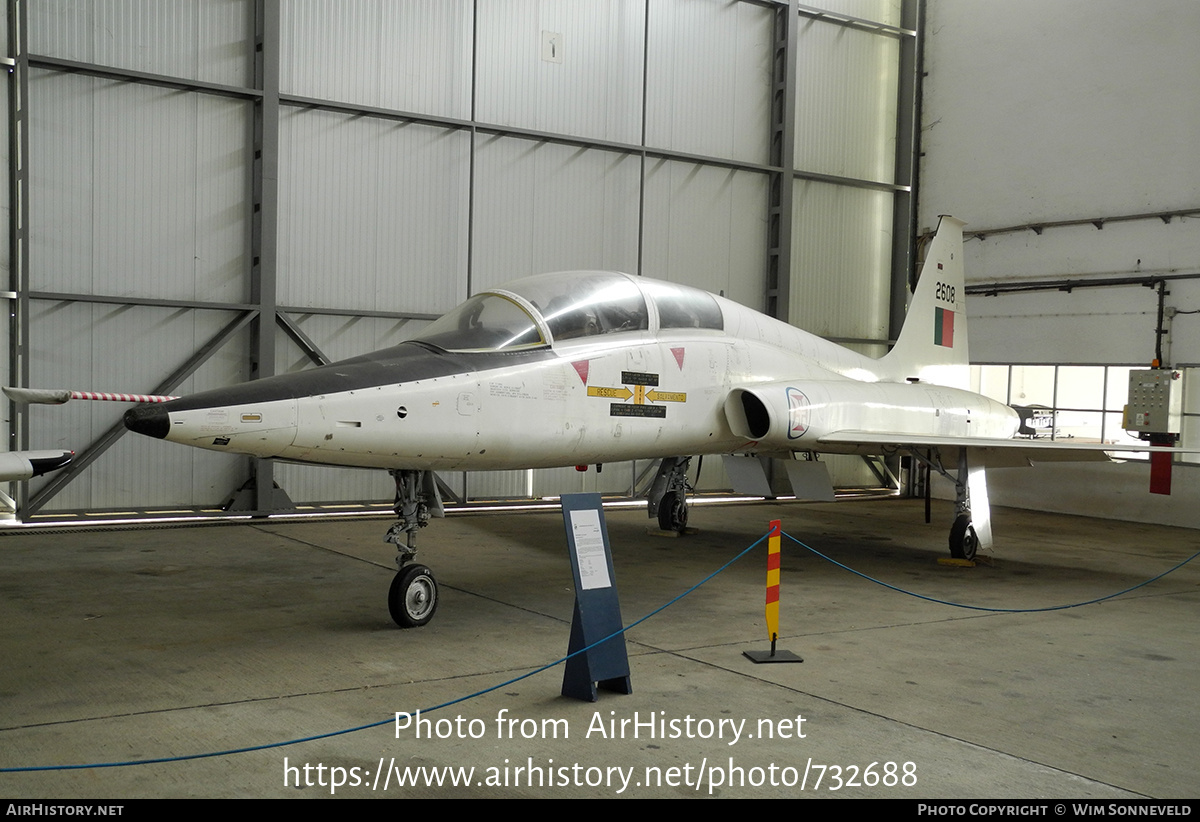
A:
[
  {"xmin": 389, "ymin": 563, "xmax": 439, "ymax": 628},
  {"xmin": 385, "ymin": 469, "xmax": 444, "ymax": 627}
]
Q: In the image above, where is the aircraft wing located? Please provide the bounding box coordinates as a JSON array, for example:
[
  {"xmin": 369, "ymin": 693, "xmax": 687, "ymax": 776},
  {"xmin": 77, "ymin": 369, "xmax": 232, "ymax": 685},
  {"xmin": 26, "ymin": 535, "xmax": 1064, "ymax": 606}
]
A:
[
  {"xmin": 0, "ymin": 450, "xmax": 74, "ymax": 482},
  {"xmin": 816, "ymin": 431, "xmax": 1180, "ymax": 469}
]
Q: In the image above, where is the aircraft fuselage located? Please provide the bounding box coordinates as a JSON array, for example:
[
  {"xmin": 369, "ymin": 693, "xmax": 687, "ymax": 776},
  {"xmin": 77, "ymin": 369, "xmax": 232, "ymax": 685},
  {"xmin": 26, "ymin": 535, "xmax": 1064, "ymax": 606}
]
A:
[{"xmin": 125, "ymin": 281, "xmax": 1018, "ymax": 471}]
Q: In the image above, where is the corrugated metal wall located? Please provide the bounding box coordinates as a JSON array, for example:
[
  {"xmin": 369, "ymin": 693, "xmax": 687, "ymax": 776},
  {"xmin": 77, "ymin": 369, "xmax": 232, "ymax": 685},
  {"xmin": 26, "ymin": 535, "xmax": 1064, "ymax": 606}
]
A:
[{"xmin": 8, "ymin": 0, "xmax": 917, "ymax": 516}]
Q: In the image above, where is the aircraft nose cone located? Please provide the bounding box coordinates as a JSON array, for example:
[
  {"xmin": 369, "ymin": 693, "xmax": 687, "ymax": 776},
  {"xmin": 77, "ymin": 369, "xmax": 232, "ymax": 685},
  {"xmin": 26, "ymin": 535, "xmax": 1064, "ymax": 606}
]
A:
[{"xmin": 124, "ymin": 404, "xmax": 170, "ymax": 439}]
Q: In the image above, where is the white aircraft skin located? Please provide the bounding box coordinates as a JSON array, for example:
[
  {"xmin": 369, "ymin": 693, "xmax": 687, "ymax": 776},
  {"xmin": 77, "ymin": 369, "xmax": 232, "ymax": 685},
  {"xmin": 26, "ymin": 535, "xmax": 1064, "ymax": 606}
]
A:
[
  {"xmin": 123, "ymin": 217, "xmax": 1017, "ymax": 471},
  {"xmin": 0, "ymin": 450, "xmax": 73, "ymax": 482}
]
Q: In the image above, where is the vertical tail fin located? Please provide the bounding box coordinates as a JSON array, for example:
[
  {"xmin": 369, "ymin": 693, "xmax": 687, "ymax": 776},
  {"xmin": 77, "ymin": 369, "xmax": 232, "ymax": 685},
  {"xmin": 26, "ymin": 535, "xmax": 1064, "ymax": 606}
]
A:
[{"xmin": 883, "ymin": 215, "xmax": 970, "ymax": 388}]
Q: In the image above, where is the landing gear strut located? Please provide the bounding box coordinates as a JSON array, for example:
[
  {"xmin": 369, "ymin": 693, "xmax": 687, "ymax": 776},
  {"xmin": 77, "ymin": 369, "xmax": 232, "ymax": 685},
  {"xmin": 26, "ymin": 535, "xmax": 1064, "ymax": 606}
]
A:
[
  {"xmin": 385, "ymin": 469, "xmax": 443, "ymax": 627},
  {"xmin": 647, "ymin": 456, "xmax": 693, "ymax": 533},
  {"xmin": 910, "ymin": 448, "xmax": 985, "ymax": 561}
]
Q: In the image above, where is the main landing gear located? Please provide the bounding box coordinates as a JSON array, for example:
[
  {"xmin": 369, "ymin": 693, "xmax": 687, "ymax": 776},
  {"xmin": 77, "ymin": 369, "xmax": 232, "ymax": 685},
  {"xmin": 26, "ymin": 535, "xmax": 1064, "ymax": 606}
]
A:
[
  {"xmin": 385, "ymin": 469, "xmax": 444, "ymax": 627},
  {"xmin": 647, "ymin": 455, "xmax": 694, "ymax": 533},
  {"xmin": 911, "ymin": 448, "xmax": 985, "ymax": 561},
  {"xmin": 948, "ymin": 511, "xmax": 979, "ymax": 561}
]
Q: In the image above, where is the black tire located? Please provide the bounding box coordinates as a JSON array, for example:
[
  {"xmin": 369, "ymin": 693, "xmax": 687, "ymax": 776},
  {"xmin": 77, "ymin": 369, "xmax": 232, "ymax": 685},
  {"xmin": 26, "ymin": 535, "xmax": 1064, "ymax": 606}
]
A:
[
  {"xmin": 389, "ymin": 564, "xmax": 438, "ymax": 628},
  {"xmin": 657, "ymin": 490, "xmax": 688, "ymax": 533},
  {"xmin": 948, "ymin": 514, "xmax": 978, "ymax": 561}
]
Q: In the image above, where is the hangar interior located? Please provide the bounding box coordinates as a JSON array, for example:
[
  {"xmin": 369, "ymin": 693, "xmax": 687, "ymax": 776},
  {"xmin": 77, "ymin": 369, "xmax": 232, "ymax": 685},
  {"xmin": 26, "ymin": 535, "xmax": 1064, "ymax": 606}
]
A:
[
  {"xmin": 7, "ymin": 0, "xmax": 922, "ymax": 519},
  {"xmin": 6, "ymin": 0, "xmax": 1198, "ymax": 528},
  {"xmin": 3, "ymin": 0, "xmax": 1200, "ymax": 800}
]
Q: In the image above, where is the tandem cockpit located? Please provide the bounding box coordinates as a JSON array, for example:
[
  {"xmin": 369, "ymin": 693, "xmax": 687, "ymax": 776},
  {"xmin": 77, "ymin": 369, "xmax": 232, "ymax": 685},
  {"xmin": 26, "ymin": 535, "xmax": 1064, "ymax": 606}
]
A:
[{"xmin": 412, "ymin": 271, "xmax": 724, "ymax": 353}]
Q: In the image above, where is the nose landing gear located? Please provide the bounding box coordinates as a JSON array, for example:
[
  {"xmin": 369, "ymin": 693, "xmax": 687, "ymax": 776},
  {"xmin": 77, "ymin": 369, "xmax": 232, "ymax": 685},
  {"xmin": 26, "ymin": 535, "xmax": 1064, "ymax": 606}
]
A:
[{"xmin": 385, "ymin": 469, "xmax": 443, "ymax": 627}]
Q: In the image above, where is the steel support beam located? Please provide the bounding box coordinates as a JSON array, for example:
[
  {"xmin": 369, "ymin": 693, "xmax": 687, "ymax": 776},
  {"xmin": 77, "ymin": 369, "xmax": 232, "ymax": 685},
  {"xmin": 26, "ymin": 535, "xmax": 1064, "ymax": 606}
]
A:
[
  {"xmin": 276, "ymin": 312, "xmax": 332, "ymax": 368},
  {"xmin": 25, "ymin": 311, "xmax": 257, "ymax": 514},
  {"xmin": 889, "ymin": 0, "xmax": 923, "ymax": 349},
  {"xmin": 248, "ymin": 0, "xmax": 285, "ymax": 514},
  {"xmin": 766, "ymin": 0, "xmax": 798, "ymax": 321},
  {"xmin": 7, "ymin": 0, "xmax": 30, "ymax": 511}
]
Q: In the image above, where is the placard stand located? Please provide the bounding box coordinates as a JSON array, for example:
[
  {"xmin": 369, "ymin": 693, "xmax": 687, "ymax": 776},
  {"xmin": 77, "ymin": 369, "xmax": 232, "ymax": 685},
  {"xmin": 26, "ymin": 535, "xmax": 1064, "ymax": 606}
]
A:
[{"xmin": 560, "ymin": 493, "xmax": 632, "ymax": 701}]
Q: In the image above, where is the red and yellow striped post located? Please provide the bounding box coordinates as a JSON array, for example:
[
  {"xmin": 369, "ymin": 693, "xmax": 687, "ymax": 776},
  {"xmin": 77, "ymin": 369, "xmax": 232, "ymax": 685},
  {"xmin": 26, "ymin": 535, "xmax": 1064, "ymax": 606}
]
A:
[
  {"xmin": 744, "ymin": 518, "xmax": 802, "ymax": 663},
  {"xmin": 765, "ymin": 519, "xmax": 781, "ymax": 643}
]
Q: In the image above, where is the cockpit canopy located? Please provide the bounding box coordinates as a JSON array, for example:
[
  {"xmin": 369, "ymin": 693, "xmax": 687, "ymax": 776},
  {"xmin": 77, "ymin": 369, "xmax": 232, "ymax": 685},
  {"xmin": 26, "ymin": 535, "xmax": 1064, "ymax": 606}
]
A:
[{"xmin": 413, "ymin": 272, "xmax": 723, "ymax": 352}]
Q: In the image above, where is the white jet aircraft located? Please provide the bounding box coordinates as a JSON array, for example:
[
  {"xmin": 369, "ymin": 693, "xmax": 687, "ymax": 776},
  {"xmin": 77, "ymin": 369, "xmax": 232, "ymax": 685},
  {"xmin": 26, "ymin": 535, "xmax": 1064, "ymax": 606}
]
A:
[
  {"xmin": 0, "ymin": 450, "xmax": 73, "ymax": 482},
  {"xmin": 12, "ymin": 217, "xmax": 1173, "ymax": 627}
]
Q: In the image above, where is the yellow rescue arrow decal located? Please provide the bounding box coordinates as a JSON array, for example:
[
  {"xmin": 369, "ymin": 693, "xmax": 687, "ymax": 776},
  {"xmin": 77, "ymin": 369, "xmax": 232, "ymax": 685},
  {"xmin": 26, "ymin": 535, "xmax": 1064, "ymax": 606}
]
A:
[{"xmin": 587, "ymin": 385, "xmax": 634, "ymax": 401}]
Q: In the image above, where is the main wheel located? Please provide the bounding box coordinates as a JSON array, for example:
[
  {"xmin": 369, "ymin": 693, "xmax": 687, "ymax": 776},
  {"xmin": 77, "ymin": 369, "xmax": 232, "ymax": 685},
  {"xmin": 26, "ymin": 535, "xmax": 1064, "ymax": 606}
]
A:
[
  {"xmin": 657, "ymin": 489, "xmax": 688, "ymax": 533},
  {"xmin": 389, "ymin": 564, "xmax": 439, "ymax": 628},
  {"xmin": 948, "ymin": 514, "xmax": 978, "ymax": 561}
]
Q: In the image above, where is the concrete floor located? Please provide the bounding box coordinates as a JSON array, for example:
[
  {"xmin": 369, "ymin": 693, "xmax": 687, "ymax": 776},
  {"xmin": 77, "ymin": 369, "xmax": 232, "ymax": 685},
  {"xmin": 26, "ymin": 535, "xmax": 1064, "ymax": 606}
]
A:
[{"xmin": 1, "ymin": 496, "xmax": 1198, "ymax": 799}]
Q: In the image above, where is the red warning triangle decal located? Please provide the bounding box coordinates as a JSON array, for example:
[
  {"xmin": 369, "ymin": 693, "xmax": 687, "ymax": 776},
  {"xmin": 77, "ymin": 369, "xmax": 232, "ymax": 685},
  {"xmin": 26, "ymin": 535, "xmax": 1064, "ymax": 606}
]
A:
[
  {"xmin": 670, "ymin": 347, "xmax": 685, "ymax": 370},
  {"xmin": 572, "ymin": 360, "xmax": 590, "ymax": 384}
]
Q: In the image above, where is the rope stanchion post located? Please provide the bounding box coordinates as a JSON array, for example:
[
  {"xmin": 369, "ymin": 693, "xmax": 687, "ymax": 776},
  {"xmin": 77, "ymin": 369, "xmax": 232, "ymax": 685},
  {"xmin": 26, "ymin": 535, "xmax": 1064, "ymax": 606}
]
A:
[{"xmin": 744, "ymin": 519, "xmax": 803, "ymax": 664}]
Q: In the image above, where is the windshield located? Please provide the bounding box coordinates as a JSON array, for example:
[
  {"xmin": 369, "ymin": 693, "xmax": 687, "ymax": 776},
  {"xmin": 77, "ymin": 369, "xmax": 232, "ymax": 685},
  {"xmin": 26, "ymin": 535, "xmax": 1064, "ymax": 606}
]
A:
[
  {"xmin": 413, "ymin": 293, "xmax": 545, "ymax": 352},
  {"xmin": 412, "ymin": 272, "xmax": 649, "ymax": 352}
]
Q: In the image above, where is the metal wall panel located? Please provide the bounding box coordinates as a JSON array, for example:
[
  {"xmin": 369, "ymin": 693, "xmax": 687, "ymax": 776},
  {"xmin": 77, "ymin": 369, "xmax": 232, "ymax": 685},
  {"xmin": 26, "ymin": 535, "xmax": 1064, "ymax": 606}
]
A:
[
  {"xmin": 641, "ymin": 159, "xmax": 768, "ymax": 308},
  {"xmin": 277, "ymin": 108, "xmax": 471, "ymax": 313},
  {"xmin": 814, "ymin": 0, "xmax": 903, "ymax": 28},
  {"xmin": 14, "ymin": 0, "xmax": 914, "ymax": 517},
  {"xmin": 29, "ymin": 0, "xmax": 251, "ymax": 87},
  {"xmin": 273, "ymin": 463, "xmax": 392, "ymax": 506},
  {"xmin": 531, "ymin": 464, "xmax": 633, "ymax": 497},
  {"xmin": 468, "ymin": 469, "xmax": 534, "ymax": 500},
  {"xmin": 645, "ymin": 0, "xmax": 773, "ymax": 165},
  {"xmin": 25, "ymin": 302, "xmax": 247, "ymax": 510},
  {"xmin": 29, "ymin": 70, "xmax": 250, "ymax": 303},
  {"xmin": 789, "ymin": 179, "xmax": 893, "ymax": 343},
  {"xmin": 0, "ymin": 52, "xmax": 8, "ymax": 445},
  {"xmin": 921, "ymin": 0, "xmax": 1200, "ymax": 226},
  {"xmin": 476, "ymin": 0, "xmax": 644, "ymax": 144},
  {"xmin": 794, "ymin": 20, "xmax": 898, "ymax": 184},
  {"xmin": 274, "ymin": 314, "xmax": 432, "ymax": 377},
  {"xmin": 471, "ymin": 135, "xmax": 640, "ymax": 290},
  {"xmin": 280, "ymin": 0, "xmax": 472, "ymax": 118},
  {"xmin": 922, "ymin": 0, "xmax": 1200, "ymax": 371}
]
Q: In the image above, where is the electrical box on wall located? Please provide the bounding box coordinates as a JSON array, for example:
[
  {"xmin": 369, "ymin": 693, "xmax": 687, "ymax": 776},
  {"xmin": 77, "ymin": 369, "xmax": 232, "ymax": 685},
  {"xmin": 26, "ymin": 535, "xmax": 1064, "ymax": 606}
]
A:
[{"xmin": 1124, "ymin": 369, "xmax": 1182, "ymax": 438}]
